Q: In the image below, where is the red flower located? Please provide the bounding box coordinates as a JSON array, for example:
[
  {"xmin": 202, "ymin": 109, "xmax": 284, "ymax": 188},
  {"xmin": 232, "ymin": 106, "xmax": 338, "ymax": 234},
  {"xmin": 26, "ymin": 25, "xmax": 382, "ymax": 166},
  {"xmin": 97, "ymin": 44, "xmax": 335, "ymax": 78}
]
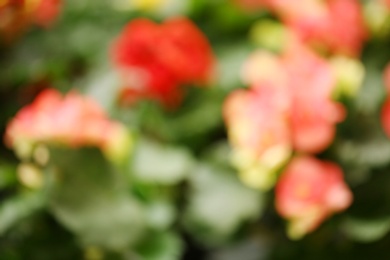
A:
[
  {"xmin": 275, "ymin": 156, "xmax": 352, "ymax": 239},
  {"xmin": 5, "ymin": 89, "xmax": 131, "ymax": 162},
  {"xmin": 33, "ymin": 0, "xmax": 62, "ymax": 27},
  {"xmin": 111, "ymin": 17, "xmax": 214, "ymax": 108}
]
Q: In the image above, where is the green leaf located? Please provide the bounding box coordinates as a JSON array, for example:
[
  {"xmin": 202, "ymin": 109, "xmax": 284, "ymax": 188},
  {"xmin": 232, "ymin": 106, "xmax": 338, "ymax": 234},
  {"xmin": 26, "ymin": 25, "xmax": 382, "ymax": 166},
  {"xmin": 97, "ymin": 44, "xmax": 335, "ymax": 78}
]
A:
[
  {"xmin": 342, "ymin": 217, "xmax": 390, "ymax": 242},
  {"xmin": 201, "ymin": 141, "xmax": 232, "ymax": 168},
  {"xmin": 136, "ymin": 232, "xmax": 183, "ymax": 260},
  {"xmin": 145, "ymin": 200, "xmax": 176, "ymax": 231},
  {"xmin": 0, "ymin": 191, "xmax": 46, "ymax": 235},
  {"xmin": 47, "ymin": 148, "xmax": 145, "ymax": 250},
  {"xmin": 208, "ymin": 238, "xmax": 270, "ymax": 260},
  {"xmin": 183, "ymin": 163, "xmax": 264, "ymax": 244},
  {"xmin": 216, "ymin": 43, "xmax": 252, "ymax": 90},
  {"xmin": 0, "ymin": 163, "xmax": 17, "ymax": 189},
  {"xmin": 132, "ymin": 139, "xmax": 195, "ymax": 185}
]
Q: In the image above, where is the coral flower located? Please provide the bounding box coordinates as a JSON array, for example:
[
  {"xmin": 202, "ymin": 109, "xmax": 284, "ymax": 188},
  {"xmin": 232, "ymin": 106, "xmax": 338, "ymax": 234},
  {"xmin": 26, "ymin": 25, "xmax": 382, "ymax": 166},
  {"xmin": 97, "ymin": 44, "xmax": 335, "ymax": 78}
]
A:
[
  {"xmin": 275, "ymin": 156, "xmax": 352, "ymax": 239},
  {"xmin": 111, "ymin": 17, "xmax": 214, "ymax": 108},
  {"xmin": 5, "ymin": 89, "xmax": 131, "ymax": 163}
]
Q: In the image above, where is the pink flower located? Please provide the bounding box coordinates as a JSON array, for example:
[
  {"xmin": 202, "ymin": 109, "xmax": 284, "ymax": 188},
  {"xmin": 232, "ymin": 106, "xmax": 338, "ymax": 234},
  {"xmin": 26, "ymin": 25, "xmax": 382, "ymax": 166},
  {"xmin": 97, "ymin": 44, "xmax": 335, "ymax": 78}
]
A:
[
  {"xmin": 282, "ymin": 43, "xmax": 345, "ymax": 153},
  {"xmin": 111, "ymin": 17, "xmax": 214, "ymax": 108},
  {"xmin": 236, "ymin": 0, "xmax": 367, "ymax": 56},
  {"xmin": 223, "ymin": 84, "xmax": 291, "ymax": 189},
  {"xmin": 224, "ymin": 42, "xmax": 346, "ymax": 189},
  {"xmin": 238, "ymin": 42, "xmax": 345, "ymax": 154},
  {"xmin": 275, "ymin": 156, "xmax": 352, "ymax": 239},
  {"xmin": 223, "ymin": 86, "xmax": 290, "ymax": 154},
  {"xmin": 5, "ymin": 89, "xmax": 131, "ymax": 163}
]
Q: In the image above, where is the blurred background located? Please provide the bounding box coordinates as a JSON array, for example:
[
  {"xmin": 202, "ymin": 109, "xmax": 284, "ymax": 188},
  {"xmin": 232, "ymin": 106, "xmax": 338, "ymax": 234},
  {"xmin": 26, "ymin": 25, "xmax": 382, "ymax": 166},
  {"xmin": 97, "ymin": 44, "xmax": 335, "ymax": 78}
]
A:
[{"xmin": 2, "ymin": 0, "xmax": 390, "ymax": 259}]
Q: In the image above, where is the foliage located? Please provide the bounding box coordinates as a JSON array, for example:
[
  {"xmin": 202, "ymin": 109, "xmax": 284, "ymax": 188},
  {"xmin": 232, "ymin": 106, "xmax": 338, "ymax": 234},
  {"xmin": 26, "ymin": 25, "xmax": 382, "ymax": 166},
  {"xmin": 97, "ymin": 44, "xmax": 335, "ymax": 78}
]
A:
[{"xmin": 2, "ymin": 0, "xmax": 390, "ymax": 259}]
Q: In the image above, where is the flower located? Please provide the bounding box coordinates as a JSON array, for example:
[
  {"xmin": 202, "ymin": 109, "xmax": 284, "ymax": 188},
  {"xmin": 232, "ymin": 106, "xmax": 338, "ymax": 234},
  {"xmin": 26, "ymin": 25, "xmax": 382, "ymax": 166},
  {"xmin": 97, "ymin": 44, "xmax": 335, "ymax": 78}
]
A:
[
  {"xmin": 236, "ymin": 0, "xmax": 367, "ymax": 56},
  {"xmin": 0, "ymin": 0, "xmax": 61, "ymax": 40},
  {"xmin": 240, "ymin": 42, "xmax": 345, "ymax": 154},
  {"xmin": 224, "ymin": 41, "xmax": 346, "ymax": 190},
  {"xmin": 223, "ymin": 84, "xmax": 291, "ymax": 190},
  {"xmin": 5, "ymin": 89, "xmax": 131, "ymax": 163},
  {"xmin": 111, "ymin": 17, "xmax": 214, "ymax": 108},
  {"xmin": 275, "ymin": 156, "xmax": 352, "ymax": 239},
  {"xmin": 32, "ymin": 0, "xmax": 62, "ymax": 27},
  {"xmin": 282, "ymin": 42, "xmax": 345, "ymax": 153}
]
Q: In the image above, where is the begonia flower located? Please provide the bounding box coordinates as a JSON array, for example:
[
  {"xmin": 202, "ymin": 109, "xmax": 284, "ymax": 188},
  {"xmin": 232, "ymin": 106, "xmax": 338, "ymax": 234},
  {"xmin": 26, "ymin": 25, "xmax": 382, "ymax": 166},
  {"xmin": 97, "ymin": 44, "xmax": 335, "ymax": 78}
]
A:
[
  {"xmin": 236, "ymin": 0, "xmax": 367, "ymax": 56},
  {"xmin": 224, "ymin": 41, "xmax": 346, "ymax": 190},
  {"xmin": 5, "ymin": 89, "xmax": 131, "ymax": 163},
  {"xmin": 240, "ymin": 42, "xmax": 345, "ymax": 154},
  {"xmin": 223, "ymin": 84, "xmax": 291, "ymax": 190},
  {"xmin": 282, "ymin": 42, "xmax": 345, "ymax": 153},
  {"xmin": 275, "ymin": 156, "xmax": 352, "ymax": 239},
  {"xmin": 111, "ymin": 17, "xmax": 214, "ymax": 108}
]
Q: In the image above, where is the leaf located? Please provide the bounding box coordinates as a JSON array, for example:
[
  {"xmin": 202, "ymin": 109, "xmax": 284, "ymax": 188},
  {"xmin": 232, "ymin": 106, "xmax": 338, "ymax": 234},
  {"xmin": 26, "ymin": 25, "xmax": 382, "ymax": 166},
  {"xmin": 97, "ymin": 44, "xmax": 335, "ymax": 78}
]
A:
[
  {"xmin": 0, "ymin": 191, "xmax": 46, "ymax": 235},
  {"xmin": 47, "ymin": 148, "xmax": 145, "ymax": 250},
  {"xmin": 201, "ymin": 141, "xmax": 232, "ymax": 168},
  {"xmin": 209, "ymin": 237, "xmax": 270, "ymax": 260},
  {"xmin": 135, "ymin": 232, "xmax": 184, "ymax": 260},
  {"xmin": 342, "ymin": 217, "xmax": 390, "ymax": 243},
  {"xmin": 132, "ymin": 139, "xmax": 195, "ymax": 185},
  {"xmin": 216, "ymin": 43, "xmax": 252, "ymax": 90},
  {"xmin": 183, "ymin": 163, "xmax": 264, "ymax": 244},
  {"xmin": 83, "ymin": 68, "xmax": 122, "ymax": 112},
  {"xmin": 0, "ymin": 163, "xmax": 17, "ymax": 189},
  {"xmin": 145, "ymin": 200, "xmax": 176, "ymax": 231}
]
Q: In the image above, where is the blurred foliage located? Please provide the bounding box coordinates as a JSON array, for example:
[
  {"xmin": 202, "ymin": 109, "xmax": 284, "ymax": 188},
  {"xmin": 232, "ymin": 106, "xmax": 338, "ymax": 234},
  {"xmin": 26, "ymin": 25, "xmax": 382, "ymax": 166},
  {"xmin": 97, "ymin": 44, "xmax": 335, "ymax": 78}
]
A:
[{"xmin": 3, "ymin": 0, "xmax": 390, "ymax": 259}]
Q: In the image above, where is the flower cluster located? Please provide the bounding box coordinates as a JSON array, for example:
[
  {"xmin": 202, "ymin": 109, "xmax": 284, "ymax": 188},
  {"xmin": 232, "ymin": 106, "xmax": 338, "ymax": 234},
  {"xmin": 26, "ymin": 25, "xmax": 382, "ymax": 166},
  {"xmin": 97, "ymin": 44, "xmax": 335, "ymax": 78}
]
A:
[
  {"xmin": 236, "ymin": 0, "xmax": 367, "ymax": 56},
  {"xmin": 224, "ymin": 37, "xmax": 352, "ymax": 237},
  {"xmin": 5, "ymin": 89, "xmax": 131, "ymax": 163},
  {"xmin": 224, "ymin": 40, "xmax": 345, "ymax": 187},
  {"xmin": 111, "ymin": 17, "xmax": 215, "ymax": 108},
  {"xmin": 0, "ymin": 0, "xmax": 61, "ymax": 40}
]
